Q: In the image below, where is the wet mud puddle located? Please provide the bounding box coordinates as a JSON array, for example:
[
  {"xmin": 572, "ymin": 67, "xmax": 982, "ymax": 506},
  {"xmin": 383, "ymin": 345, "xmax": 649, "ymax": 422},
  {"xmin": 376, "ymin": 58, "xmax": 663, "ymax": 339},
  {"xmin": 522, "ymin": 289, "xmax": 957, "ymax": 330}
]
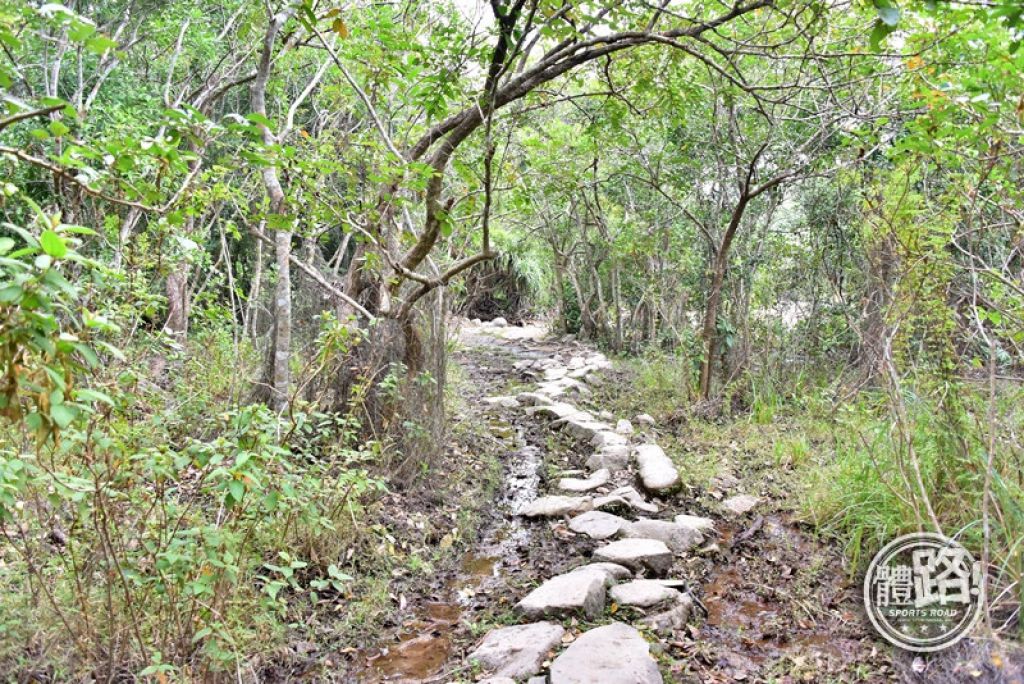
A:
[
  {"xmin": 696, "ymin": 514, "xmax": 862, "ymax": 679},
  {"xmin": 365, "ymin": 411, "xmax": 544, "ymax": 682}
]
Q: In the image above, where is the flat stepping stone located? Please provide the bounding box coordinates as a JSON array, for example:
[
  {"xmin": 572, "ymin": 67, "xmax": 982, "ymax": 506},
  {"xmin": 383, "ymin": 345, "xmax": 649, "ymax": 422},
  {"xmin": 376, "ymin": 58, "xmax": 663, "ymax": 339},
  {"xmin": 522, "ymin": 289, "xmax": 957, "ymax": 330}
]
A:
[
  {"xmin": 594, "ymin": 486, "xmax": 660, "ymax": 514},
  {"xmin": 469, "ymin": 621, "xmax": 565, "ymax": 680},
  {"xmin": 587, "ymin": 444, "xmax": 631, "ymax": 471},
  {"xmin": 722, "ymin": 494, "xmax": 760, "ymax": 515},
  {"xmin": 559, "ymin": 468, "xmax": 611, "ymax": 493},
  {"xmin": 560, "ymin": 416, "xmax": 612, "ymax": 442},
  {"xmin": 674, "ymin": 513, "xmax": 715, "ymax": 533},
  {"xmin": 544, "ymin": 367, "xmax": 569, "ymax": 380},
  {"xmin": 520, "ymin": 495, "xmax": 592, "ymax": 518},
  {"xmin": 634, "ymin": 444, "xmax": 680, "ymax": 493},
  {"xmin": 516, "ymin": 570, "xmax": 607, "ymax": 619},
  {"xmin": 549, "ymin": 622, "xmax": 662, "ymax": 684},
  {"xmin": 568, "ymin": 510, "xmax": 629, "ymax": 539},
  {"xmin": 593, "ymin": 538, "xmax": 673, "ymax": 575},
  {"xmin": 622, "ymin": 518, "xmax": 703, "ymax": 553},
  {"xmin": 616, "ymin": 418, "xmax": 634, "ymax": 434},
  {"xmin": 635, "ymin": 413, "xmax": 656, "ymax": 427},
  {"xmin": 569, "ymin": 562, "xmax": 633, "ymax": 583},
  {"xmin": 609, "ymin": 579, "xmax": 682, "ymax": 608}
]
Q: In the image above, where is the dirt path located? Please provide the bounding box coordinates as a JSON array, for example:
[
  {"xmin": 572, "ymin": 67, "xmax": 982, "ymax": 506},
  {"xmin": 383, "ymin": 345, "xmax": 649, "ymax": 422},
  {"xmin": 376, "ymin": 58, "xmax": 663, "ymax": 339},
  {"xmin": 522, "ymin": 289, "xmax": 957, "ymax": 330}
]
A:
[{"xmin": 353, "ymin": 321, "xmax": 892, "ymax": 683}]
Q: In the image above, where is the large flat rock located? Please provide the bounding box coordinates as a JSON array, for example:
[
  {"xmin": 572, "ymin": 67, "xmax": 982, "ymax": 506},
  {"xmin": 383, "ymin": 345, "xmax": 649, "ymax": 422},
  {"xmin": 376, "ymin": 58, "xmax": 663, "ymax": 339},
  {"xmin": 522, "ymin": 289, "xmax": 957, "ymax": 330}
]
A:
[
  {"xmin": 622, "ymin": 518, "xmax": 703, "ymax": 553},
  {"xmin": 559, "ymin": 468, "xmax": 611, "ymax": 493},
  {"xmin": 549, "ymin": 622, "xmax": 662, "ymax": 684},
  {"xmin": 593, "ymin": 538, "xmax": 673, "ymax": 575},
  {"xmin": 609, "ymin": 579, "xmax": 682, "ymax": 608},
  {"xmin": 516, "ymin": 570, "xmax": 607, "ymax": 619},
  {"xmin": 520, "ymin": 495, "xmax": 592, "ymax": 518},
  {"xmin": 561, "ymin": 416, "xmax": 612, "ymax": 442},
  {"xmin": 592, "ymin": 430, "xmax": 629, "ymax": 449},
  {"xmin": 568, "ymin": 510, "xmax": 629, "ymax": 539},
  {"xmin": 469, "ymin": 621, "xmax": 565, "ymax": 679},
  {"xmin": 634, "ymin": 444, "xmax": 680, "ymax": 493}
]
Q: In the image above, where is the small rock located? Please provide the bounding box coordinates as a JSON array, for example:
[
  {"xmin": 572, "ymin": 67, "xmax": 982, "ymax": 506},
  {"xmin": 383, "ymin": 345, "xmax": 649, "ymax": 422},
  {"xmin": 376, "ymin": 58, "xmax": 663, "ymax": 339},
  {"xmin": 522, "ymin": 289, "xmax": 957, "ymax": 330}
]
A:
[
  {"xmin": 674, "ymin": 513, "xmax": 715, "ymax": 533},
  {"xmin": 711, "ymin": 472, "xmax": 741, "ymax": 490},
  {"xmin": 527, "ymin": 677, "xmax": 547, "ymax": 684},
  {"xmin": 568, "ymin": 356, "xmax": 586, "ymax": 370},
  {"xmin": 622, "ymin": 518, "xmax": 703, "ymax": 553},
  {"xmin": 517, "ymin": 570, "xmax": 607, "ymax": 619},
  {"xmin": 722, "ymin": 494, "xmax": 760, "ymax": 515},
  {"xmin": 634, "ymin": 444, "xmax": 681, "ymax": 493},
  {"xmin": 593, "ymin": 538, "xmax": 673, "ymax": 575},
  {"xmin": 568, "ymin": 510, "xmax": 629, "ymax": 539},
  {"xmin": 609, "ymin": 580, "xmax": 681, "ymax": 608},
  {"xmin": 559, "ymin": 468, "xmax": 611, "ymax": 493},
  {"xmin": 615, "ymin": 419, "xmax": 634, "ymax": 435},
  {"xmin": 469, "ymin": 621, "xmax": 565, "ymax": 680},
  {"xmin": 549, "ymin": 622, "xmax": 662, "ymax": 684},
  {"xmin": 640, "ymin": 594, "xmax": 694, "ymax": 634},
  {"xmin": 471, "ymin": 318, "xmax": 483, "ymax": 325},
  {"xmin": 491, "ymin": 317, "xmax": 508, "ymax": 326},
  {"xmin": 520, "ymin": 496, "xmax": 592, "ymax": 518},
  {"xmin": 598, "ymin": 410, "xmax": 614, "ymax": 420},
  {"xmin": 635, "ymin": 413, "xmax": 656, "ymax": 427},
  {"xmin": 479, "ymin": 678, "xmax": 516, "ymax": 684},
  {"xmin": 586, "ymin": 445, "xmax": 631, "ymax": 471}
]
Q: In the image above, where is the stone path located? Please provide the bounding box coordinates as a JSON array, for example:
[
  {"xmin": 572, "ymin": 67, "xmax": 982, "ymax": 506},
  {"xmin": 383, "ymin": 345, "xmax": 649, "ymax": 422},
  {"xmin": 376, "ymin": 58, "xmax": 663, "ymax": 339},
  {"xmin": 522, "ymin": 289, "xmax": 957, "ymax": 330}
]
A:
[{"xmin": 463, "ymin": 320, "xmax": 717, "ymax": 683}]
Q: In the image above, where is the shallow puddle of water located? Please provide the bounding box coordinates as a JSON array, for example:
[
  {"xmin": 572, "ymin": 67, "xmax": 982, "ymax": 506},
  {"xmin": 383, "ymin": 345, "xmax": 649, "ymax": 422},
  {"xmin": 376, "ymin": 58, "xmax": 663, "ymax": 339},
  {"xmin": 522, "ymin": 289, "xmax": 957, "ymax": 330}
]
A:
[
  {"xmin": 371, "ymin": 633, "xmax": 451, "ymax": 680},
  {"xmin": 461, "ymin": 552, "xmax": 498, "ymax": 577}
]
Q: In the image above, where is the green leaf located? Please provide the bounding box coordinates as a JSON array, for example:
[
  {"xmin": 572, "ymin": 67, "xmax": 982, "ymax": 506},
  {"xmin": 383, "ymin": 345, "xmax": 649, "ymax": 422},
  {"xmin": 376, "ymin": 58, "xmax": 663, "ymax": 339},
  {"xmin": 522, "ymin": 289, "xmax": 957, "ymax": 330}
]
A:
[
  {"xmin": 49, "ymin": 404, "xmax": 78, "ymax": 429},
  {"xmin": 85, "ymin": 35, "xmax": 117, "ymax": 55},
  {"xmin": 0, "ymin": 237, "xmax": 14, "ymax": 254},
  {"xmin": 49, "ymin": 120, "xmax": 70, "ymax": 137},
  {"xmin": 228, "ymin": 479, "xmax": 245, "ymax": 503},
  {"xmin": 74, "ymin": 388, "xmax": 115, "ymax": 406},
  {"xmin": 40, "ymin": 230, "xmax": 67, "ymax": 258}
]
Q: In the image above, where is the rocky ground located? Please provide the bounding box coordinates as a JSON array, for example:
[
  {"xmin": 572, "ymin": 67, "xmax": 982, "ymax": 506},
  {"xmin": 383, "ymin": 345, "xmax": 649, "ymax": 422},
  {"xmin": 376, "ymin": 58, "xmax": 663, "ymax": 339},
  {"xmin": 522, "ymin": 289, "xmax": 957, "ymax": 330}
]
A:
[{"xmin": 345, "ymin": 320, "xmax": 899, "ymax": 683}]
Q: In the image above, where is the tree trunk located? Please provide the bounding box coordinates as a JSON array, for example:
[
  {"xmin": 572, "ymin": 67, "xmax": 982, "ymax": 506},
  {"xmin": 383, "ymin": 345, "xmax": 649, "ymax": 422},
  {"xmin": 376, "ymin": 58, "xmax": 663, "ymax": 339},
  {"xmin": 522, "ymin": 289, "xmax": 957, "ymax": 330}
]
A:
[
  {"xmin": 699, "ymin": 194, "xmax": 750, "ymax": 399},
  {"xmin": 270, "ymin": 229, "xmax": 292, "ymax": 410},
  {"xmin": 164, "ymin": 268, "xmax": 189, "ymax": 339}
]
